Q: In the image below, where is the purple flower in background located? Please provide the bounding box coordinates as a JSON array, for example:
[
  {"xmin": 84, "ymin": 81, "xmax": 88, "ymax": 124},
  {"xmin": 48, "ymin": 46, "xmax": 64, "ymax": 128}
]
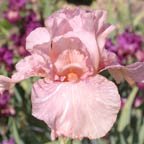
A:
[
  {"xmin": 4, "ymin": 10, "xmax": 21, "ymax": 23},
  {"xmin": 0, "ymin": 91, "xmax": 15, "ymax": 117},
  {"xmin": 9, "ymin": 0, "xmax": 26, "ymax": 10},
  {"xmin": 117, "ymin": 28, "xmax": 143, "ymax": 55},
  {"xmin": 1, "ymin": 138, "xmax": 15, "ymax": 144},
  {"xmin": 24, "ymin": 10, "xmax": 42, "ymax": 36},
  {"xmin": 0, "ymin": 46, "xmax": 14, "ymax": 71},
  {"xmin": 11, "ymin": 10, "xmax": 42, "ymax": 56},
  {"xmin": 135, "ymin": 50, "xmax": 144, "ymax": 61},
  {"xmin": 137, "ymin": 82, "xmax": 144, "ymax": 90},
  {"xmin": 134, "ymin": 96, "xmax": 143, "ymax": 108},
  {"xmin": 0, "ymin": 91, "xmax": 10, "ymax": 108},
  {"xmin": 4, "ymin": 0, "xmax": 26, "ymax": 23},
  {"xmin": 105, "ymin": 28, "xmax": 144, "ymax": 64},
  {"xmin": 105, "ymin": 38, "xmax": 117, "ymax": 53},
  {"xmin": 3, "ymin": 50, "xmax": 13, "ymax": 66}
]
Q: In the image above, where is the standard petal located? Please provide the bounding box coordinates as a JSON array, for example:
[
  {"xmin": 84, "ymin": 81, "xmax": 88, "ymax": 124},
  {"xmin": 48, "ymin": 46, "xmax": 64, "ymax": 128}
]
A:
[
  {"xmin": 51, "ymin": 36, "xmax": 94, "ymax": 78},
  {"xmin": 96, "ymin": 24, "xmax": 115, "ymax": 54},
  {"xmin": 62, "ymin": 31, "xmax": 100, "ymax": 71},
  {"xmin": 31, "ymin": 75, "xmax": 120, "ymax": 140},
  {"xmin": 45, "ymin": 12, "xmax": 72, "ymax": 38},
  {"xmin": 26, "ymin": 27, "xmax": 50, "ymax": 52}
]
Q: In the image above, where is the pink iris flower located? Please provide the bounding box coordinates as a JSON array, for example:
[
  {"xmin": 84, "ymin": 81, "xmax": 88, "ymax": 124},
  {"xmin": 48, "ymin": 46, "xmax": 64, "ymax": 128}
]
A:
[{"xmin": 1, "ymin": 8, "xmax": 144, "ymax": 140}]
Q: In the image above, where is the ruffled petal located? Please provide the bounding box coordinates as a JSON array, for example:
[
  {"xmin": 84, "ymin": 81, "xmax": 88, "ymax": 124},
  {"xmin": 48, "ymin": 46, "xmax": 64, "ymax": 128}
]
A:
[
  {"xmin": 60, "ymin": 31, "xmax": 100, "ymax": 71},
  {"xmin": 104, "ymin": 62, "xmax": 144, "ymax": 85},
  {"xmin": 51, "ymin": 36, "xmax": 94, "ymax": 78},
  {"xmin": 26, "ymin": 27, "xmax": 50, "ymax": 52},
  {"xmin": 45, "ymin": 11, "xmax": 72, "ymax": 38},
  {"xmin": 0, "ymin": 52, "xmax": 52, "ymax": 93},
  {"xmin": 12, "ymin": 53, "xmax": 51, "ymax": 82},
  {"xmin": 32, "ymin": 75, "xmax": 120, "ymax": 140},
  {"xmin": 45, "ymin": 8, "xmax": 115, "ymax": 70},
  {"xmin": 98, "ymin": 50, "xmax": 144, "ymax": 85}
]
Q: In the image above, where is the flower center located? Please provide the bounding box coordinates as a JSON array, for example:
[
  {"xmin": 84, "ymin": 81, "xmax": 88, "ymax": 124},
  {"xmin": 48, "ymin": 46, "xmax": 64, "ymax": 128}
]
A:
[{"xmin": 67, "ymin": 72, "xmax": 79, "ymax": 82}]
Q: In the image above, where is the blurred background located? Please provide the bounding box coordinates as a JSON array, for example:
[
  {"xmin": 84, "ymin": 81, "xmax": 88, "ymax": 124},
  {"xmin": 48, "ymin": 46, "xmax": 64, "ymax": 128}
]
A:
[{"xmin": 0, "ymin": 0, "xmax": 144, "ymax": 144}]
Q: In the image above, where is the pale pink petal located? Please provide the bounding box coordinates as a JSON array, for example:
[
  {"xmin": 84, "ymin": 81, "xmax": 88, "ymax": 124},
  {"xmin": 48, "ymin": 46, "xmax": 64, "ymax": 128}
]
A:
[
  {"xmin": 45, "ymin": 12, "xmax": 72, "ymax": 38},
  {"xmin": 26, "ymin": 27, "xmax": 50, "ymax": 52},
  {"xmin": 45, "ymin": 9, "xmax": 115, "ymax": 71},
  {"xmin": 61, "ymin": 31, "xmax": 100, "ymax": 71},
  {"xmin": 32, "ymin": 75, "xmax": 120, "ymax": 140},
  {"xmin": 0, "ymin": 76, "xmax": 14, "ymax": 93},
  {"xmin": 51, "ymin": 37, "xmax": 94, "ymax": 78},
  {"xmin": 99, "ymin": 49, "xmax": 119, "ymax": 71},
  {"xmin": 96, "ymin": 24, "xmax": 115, "ymax": 53},
  {"xmin": 104, "ymin": 62, "xmax": 144, "ymax": 85},
  {"xmin": 12, "ymin": 53, "xmax": 51, "ymax": 82}
]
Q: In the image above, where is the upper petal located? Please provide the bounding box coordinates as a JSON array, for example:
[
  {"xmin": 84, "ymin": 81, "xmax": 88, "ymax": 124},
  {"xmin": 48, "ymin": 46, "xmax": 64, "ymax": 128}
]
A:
[
  {"xmin": 45, "ymin": 11, "xmax": 72, "ymax": 38},
  {"xmin": 26, "ymin": 27, "xmax": 50, "ymax": 53},
  {"xmin": 45, "ymin": 8, "xmax": 115, "ymax": 70},
  {"xmin": 31, "ymin": 75, "xmax": 120, "ymax": 140},
  {"xmin": 62, "ymin": 31, "xmax": 100, "ymax": 72},
  {"xmin": 51, "ymin": 36, "xmax": 94, "ymax": 78}
]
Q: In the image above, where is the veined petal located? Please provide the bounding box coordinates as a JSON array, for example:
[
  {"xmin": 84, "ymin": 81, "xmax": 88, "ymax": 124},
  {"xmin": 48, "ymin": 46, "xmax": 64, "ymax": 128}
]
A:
[
  {"xmin": 0, "ymin": 51, "xmax": 52, "ymax": 93},
  {"xmin": 62, "ymin": 31, "xmax": 100, "ymax": 71},
  {"xmin": 99, "ymin": 49, "xmax": 119, "ymax": 71},
  {"xmin": 26, "ymin": 27, "xmax": 50, "ymax": 52},
  {"xmin": 104, "ymin": 62, "xmax": 144, "ymax": 85},
  {"xmin": 51, "ymin": 36, "xmax": 94, "ymax": 78},
  {"xmin": 44, "ymin": 8, "xmax": 115, "ymax": 71},
  {"xmin": 32, "ymin": 75, "xmax": 120, "ymax": 140},
  {"xmin": 12, "ymin": 53, "xmax": 51, "ymax": 82},
  {"xmin": 45, "ymin": 12, "xmax": 72, "ymax": 38}
]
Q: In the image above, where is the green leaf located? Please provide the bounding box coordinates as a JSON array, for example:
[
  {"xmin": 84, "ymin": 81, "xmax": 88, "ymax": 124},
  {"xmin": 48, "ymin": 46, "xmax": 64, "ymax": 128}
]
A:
[
  {"xmin": 14, "ymin": 87, "xmax": 23, "ymax": 104},
  {"xmin": 139, "ymin": 120, "xmax": 144, "ymax": 144},
  {"xmin": 120, "ymin": 134, "xmax": 127, "ymax": 144},
  {"xmin": 20, "ymin": 79, "xmax": 32, "ymax": 95},
  {"xmin": 133, "ymin": 11, "xmax": 144, "ymax": 26},
  {"xmin": 41, "ymin": 0, "xmax": 57, "ymax": 18},
  {"xmin": 118, "ymin": 86, "xmax": 138, "ymax": 132},
  {"xmin": 9, "ymin": 118, "xmax": 24, "ymax": 144},
  {"xmin": 73, "ymin": 140, "xmax": 81, "ymax": 144}
]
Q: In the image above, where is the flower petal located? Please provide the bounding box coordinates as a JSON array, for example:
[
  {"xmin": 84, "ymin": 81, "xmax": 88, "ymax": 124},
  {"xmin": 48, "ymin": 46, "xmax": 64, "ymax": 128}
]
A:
[
  {"xmin": 51, "ymin": 37, "xmax": 94, "ymax": 78},
  {"xmin": 99, "ymin": 49, "xmax": 119, "ymax": 71},
  {"xmin": 12, "ymin": 53, "xmax": 51, "ymax": 82},
  {"xmin": 105, "ymin": 62, "xmax": 144, "ymax": 85},
  {"xmin": 0, "ymin": 76, "xmax": 14, "ymax": 93},
  {"xmin": 32, "ymin": 75, "xmax": 120, "ymax": 140},
  {"xmin": 26, "ymin": 27, "xmax": 50, "ymax": 52},
  {"xmin": 0, "ymin": 50, "xmax": 52, "ymax": 93},
  {"xmin": 45, "ymin": 8, "xmax": 115, "ymax": 71},
  {"xmin": 45, "ymin": 11, "xmax": 72, "ymax": 37}
]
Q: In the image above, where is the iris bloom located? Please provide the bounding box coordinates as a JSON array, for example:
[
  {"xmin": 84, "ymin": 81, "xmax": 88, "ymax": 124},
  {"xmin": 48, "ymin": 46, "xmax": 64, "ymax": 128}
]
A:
[{"xmin": 0, "ymin": 8, "xmax": 144, "ymax": 140}]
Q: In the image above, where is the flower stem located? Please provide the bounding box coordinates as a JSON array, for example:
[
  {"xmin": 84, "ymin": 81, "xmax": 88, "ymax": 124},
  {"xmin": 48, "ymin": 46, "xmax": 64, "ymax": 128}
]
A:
[{"xmin": 59, "ymin": 137, "xmax": 67, "ymax": 144}]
